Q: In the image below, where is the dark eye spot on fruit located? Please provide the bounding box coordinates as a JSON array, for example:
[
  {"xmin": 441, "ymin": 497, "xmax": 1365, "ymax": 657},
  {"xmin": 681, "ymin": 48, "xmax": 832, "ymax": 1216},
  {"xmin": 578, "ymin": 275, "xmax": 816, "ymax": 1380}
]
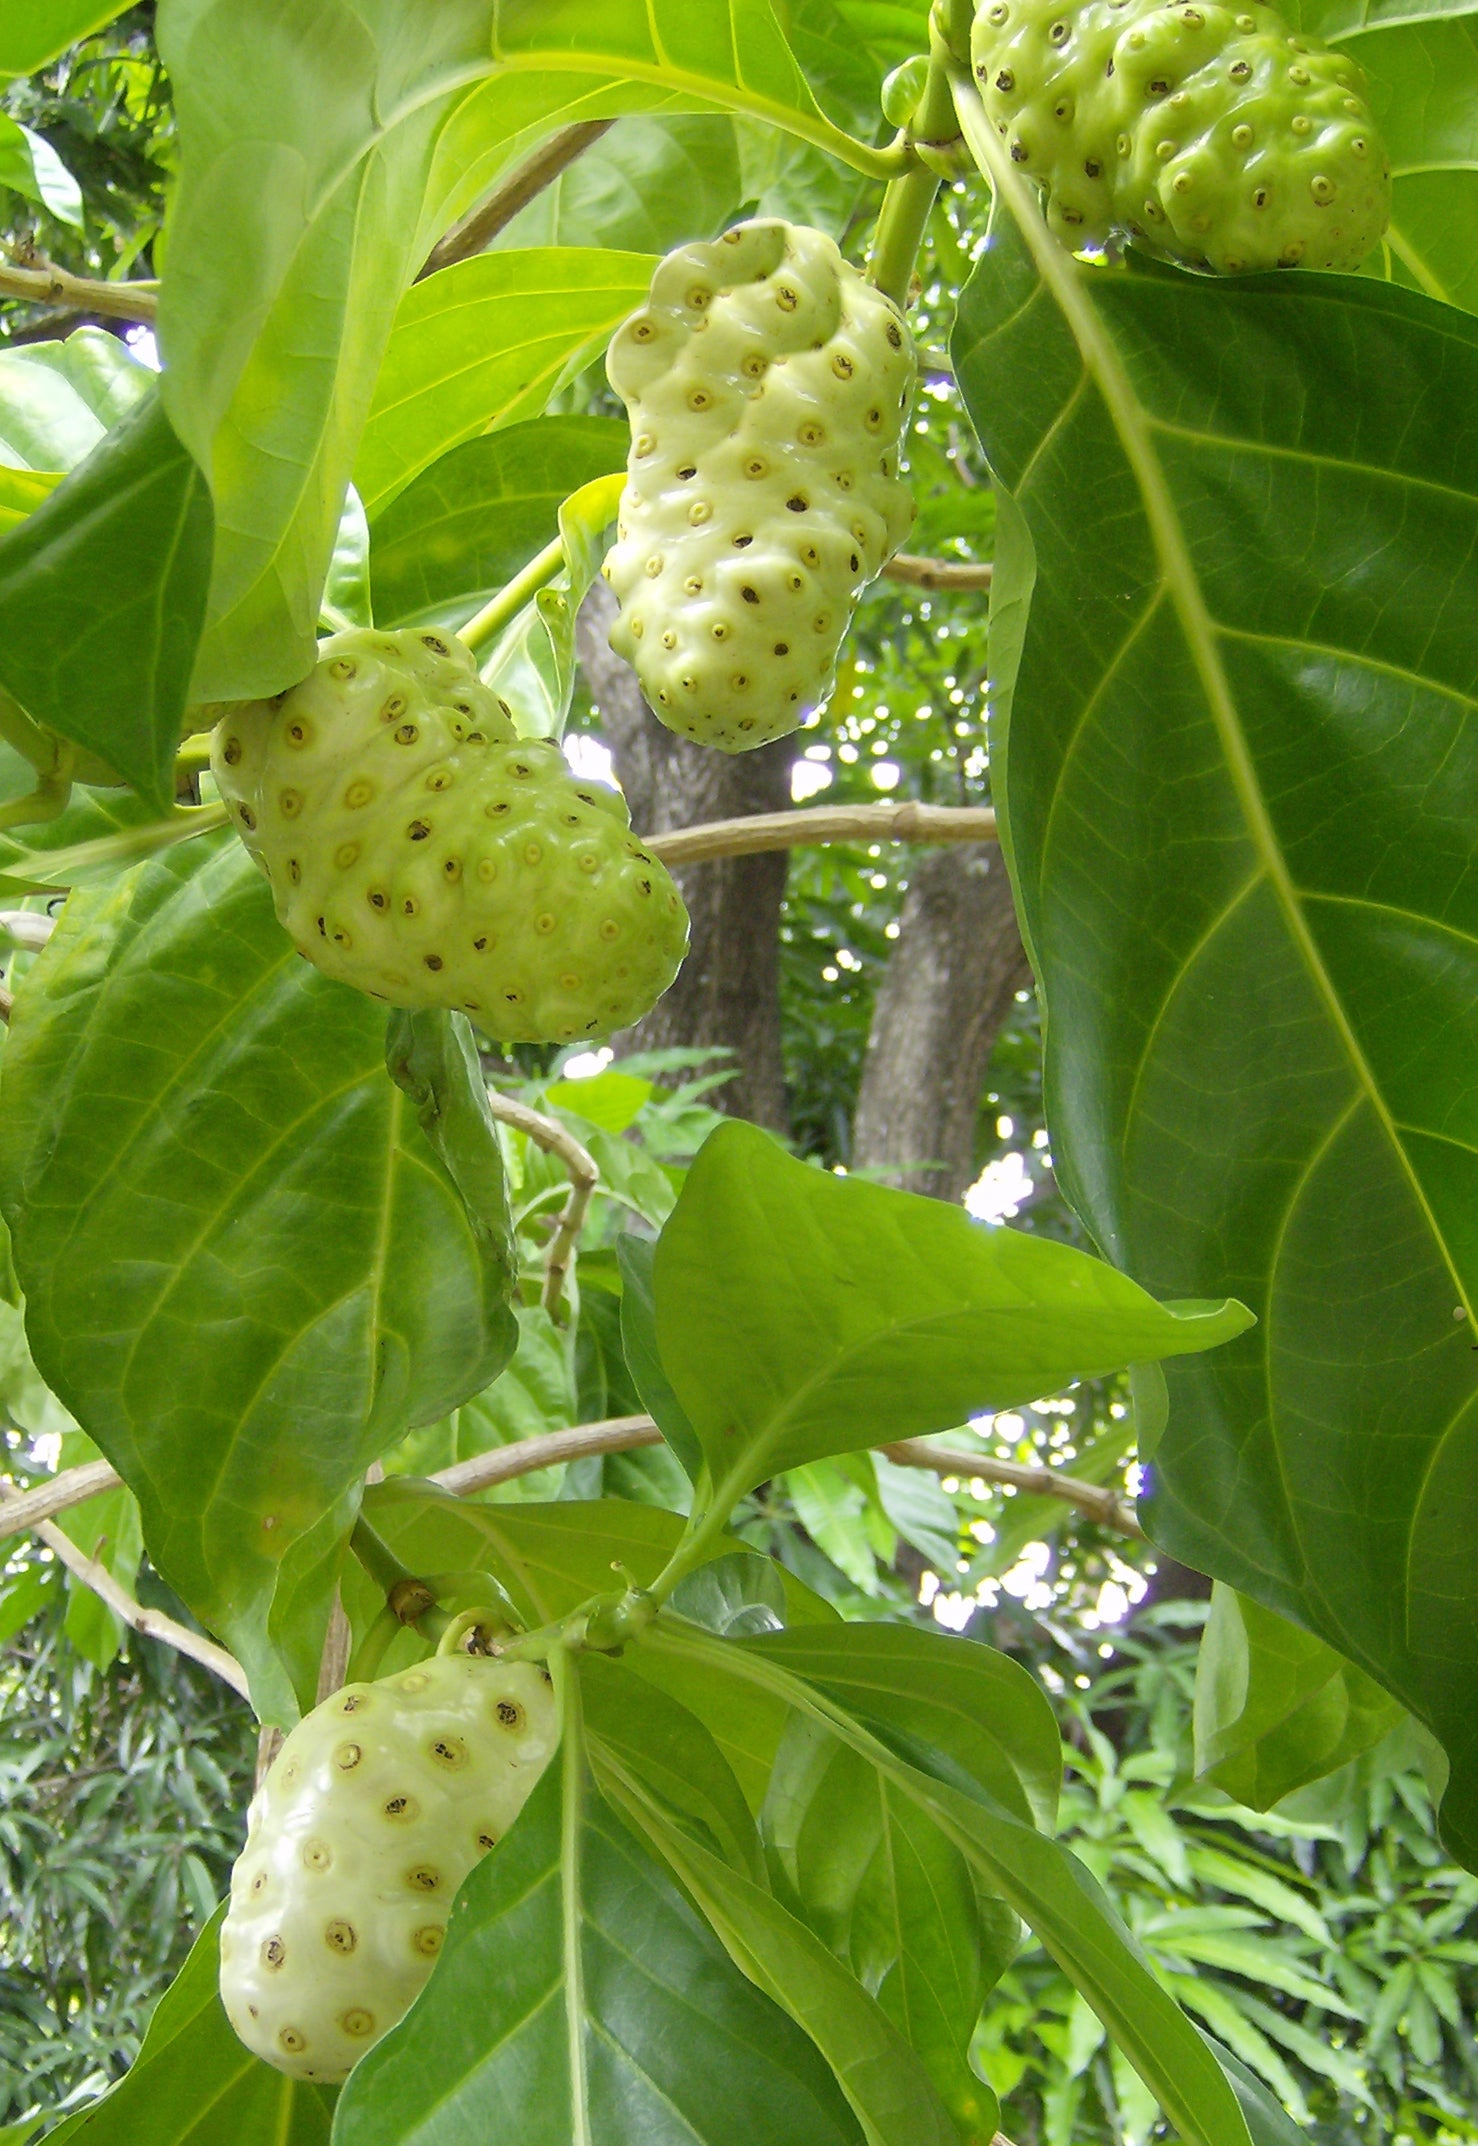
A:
[
  {"xmin": 395, "ymin": 724, "xmax": 418, "ymax": 744},
  {"xmin": 496, "ymin": 1699, "xmax": 524, "ymax": 1728},
  {"xmin": 408, "ymin": 820, "xmax": 431, "ymax": 840},
  {"xmin": 422, "ymin": 634, "xmax": 450, "ymax": 656},
  {"xmin": 424, "ymin": 954, "xmax": 443, "ymax": 972}
]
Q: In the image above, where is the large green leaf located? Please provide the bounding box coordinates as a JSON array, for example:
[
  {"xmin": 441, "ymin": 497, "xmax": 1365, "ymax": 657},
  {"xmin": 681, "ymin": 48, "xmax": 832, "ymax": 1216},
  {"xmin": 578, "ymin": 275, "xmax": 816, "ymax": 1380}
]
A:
[
  {"xmin": 0, "ymin": 392, "xmax": 212, "ymax": 807},
  {"xmin": 949, "ymin": 91, "xmax": 1478, "ymax": 1864},
  {"xmin": 1194, "ymin": 1583, "xmax": 1406, "ymax": 1808},
  {"xmin": 0, "ymin": 330, "xmax": 152, "ymax": 470},
  {"xmin": 44, "ymin": 1910, "xmax": 336, "ymax": 2144},
  {"xmin": 0, "ymin": 4, "xmax": 135, "ymax": 79},
  {"xmin": 763, "ymin": 1720, "xmax": 1009, "ymax": 2143},
  {"xmin": 155, "ymin": 0, "xmax": 511, "ymax": 699},
  {"xmin": 650, "ymin": 1623, "xmax": 1256, "ymax": 2146},
  {"xmin": 355, "ymin": 248, "xmax": 655, "ymax": 516},
  {"xmin": 747, "ymin": 1623, "xmax": 1062, "ymax": 1832},
  {"xmin": 613, "ymin": 1774, "xmax": 964, "ymax": 2146},
  {"xmin": 0, "ymin": 837, "xmax": 516, "ymax": 1718},
  {"xmin": 653, "ymin": 1120, "xmax": 1251, "ymax": 1510},
  {"xmin": 582, "ymin": 1651, "xmax": 767, "ymax": 1883},
  {"xmin": 488, "ymin": 114, "xmax": 744, "ymax": 253},
  {"xmin": 485, "ymin": 0, "xmax": 897, "ymax": 173},
  {"xmin": 368, "ymin": 414, "xmax": 627, "ymax": 631},
  {"xmin": 332, "ymin": 1721, "xmax": 866, "ymax": 2146}
]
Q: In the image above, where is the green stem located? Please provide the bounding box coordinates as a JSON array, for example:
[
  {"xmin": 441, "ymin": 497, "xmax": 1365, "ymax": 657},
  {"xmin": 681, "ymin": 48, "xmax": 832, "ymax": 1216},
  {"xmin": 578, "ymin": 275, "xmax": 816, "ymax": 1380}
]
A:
[
  {"xmin": 866, "ymin": 16, "xmax": 959, "ymax": 304},
  {"xmin": 347, "ymin": 1603, "xmax": 401, "ymax": 1683},
  {"xmin": 0, "ymin": 687, "xmax": 57, "ymax": 774},
  {"xmin": 646, "ymin": 1492, "xmax": 738, "ymax": 1606},
  {"xmin": 458, "ymin": 534, "xmax": 567, "ymax": 656},
  {"xmin": 348, "ymin": 1517, "xmax": 437, "ymax": 1625}
]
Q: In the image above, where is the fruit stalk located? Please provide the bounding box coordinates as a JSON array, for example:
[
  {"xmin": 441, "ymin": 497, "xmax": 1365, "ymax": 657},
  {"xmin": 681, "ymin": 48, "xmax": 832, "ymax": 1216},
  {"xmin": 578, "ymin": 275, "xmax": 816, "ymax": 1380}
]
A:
[{"xmin": 458, "ymin": 533, "xmax": 566, "ymax": 656}]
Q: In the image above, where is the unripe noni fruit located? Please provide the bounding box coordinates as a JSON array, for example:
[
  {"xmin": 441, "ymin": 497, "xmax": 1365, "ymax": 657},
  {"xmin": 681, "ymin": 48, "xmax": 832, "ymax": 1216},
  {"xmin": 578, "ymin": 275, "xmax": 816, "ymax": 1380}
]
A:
[
  {"xmin": 211, "ymin": 628, "xmax": 688, "ymax": 1042},
  {"xmin": 971, "ymin": 0, "xmax": 1389, "ymax": 273},
  {"xmin": 603, "ymin": 219, "xmax": 916, "ymax": 751},
  {"xmin": 219, "ymin": 1655, "xmax": 558, "ymax": 2083}
]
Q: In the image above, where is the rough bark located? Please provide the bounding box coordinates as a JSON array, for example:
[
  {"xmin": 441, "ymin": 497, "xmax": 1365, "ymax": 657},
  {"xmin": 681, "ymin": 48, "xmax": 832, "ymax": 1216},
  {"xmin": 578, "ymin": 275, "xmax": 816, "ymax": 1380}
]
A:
[
  {"xmin": 851, "ymin": 843, "xmax": 1031, "ymax": 1202},
  {"xmin": 576, "ymin": 580, "xmax": 796, "ymax": 1130}
]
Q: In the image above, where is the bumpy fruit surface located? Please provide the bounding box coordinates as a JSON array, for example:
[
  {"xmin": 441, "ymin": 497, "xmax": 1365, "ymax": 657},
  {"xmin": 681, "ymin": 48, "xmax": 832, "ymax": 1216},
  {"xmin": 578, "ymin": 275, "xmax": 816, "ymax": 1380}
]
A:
[
  {"xmin": 211, "ymin": 628, "xmax": 688, "ymax": 1042},
  {"xmin": 970, "ymin": 0, "xmax": 1389, "ymax": 273},
  {"xmin": 603, "ymin": 219, "xmax": 916, "ymax": 751},
  {"xmin": 219, "ymin": 1655, "xmax": 558, "ymax": 2083}
]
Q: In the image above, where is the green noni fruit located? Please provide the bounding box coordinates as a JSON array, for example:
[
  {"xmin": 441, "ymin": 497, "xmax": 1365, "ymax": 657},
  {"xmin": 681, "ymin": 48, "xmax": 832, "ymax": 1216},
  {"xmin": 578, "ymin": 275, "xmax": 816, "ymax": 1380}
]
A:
[
  {"xmin": 219, "ymin": 1655, "xmax": 558, "ymax": 2083},
  {"xmin": 603, "ymin": 218, "xmax": 917, "ymax": 751},
  {"xmin": 970, "ymin": 0, "xmax": 1389, "ymax": 273},
  {"xmin": 211, "ymin": 627, "xmax": 688, "ymax": 1042}
]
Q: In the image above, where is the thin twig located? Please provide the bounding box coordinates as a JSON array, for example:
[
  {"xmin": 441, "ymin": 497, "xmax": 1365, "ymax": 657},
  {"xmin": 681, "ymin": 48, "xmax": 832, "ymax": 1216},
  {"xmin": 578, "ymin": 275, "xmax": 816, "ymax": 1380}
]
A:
[
  {"xmin": 0, "ymin": 258, "xmax": 157, "ymax": 325},
  {"xmin": 881, "ymin": 1437, "xmax": 1145, "ymax": 1538},
  {"xmin": 484, "ymin": 1088, "xmax": 599, "ymax": 1316},
  {"xmin": 418, "ymin": 121, "xmax": 617, "ymax": 279},
  {"xmin": 645, "ymin": 800, "xmax": 997, "ymax": 867},
  {"xmin": 433, "ymin": 1415, "xmax": 662, "ymax": 1499},
  {"xmin": 0, "ymin": 1457, "xmax": 120, "ymax": 1536},
  {"xmin": 0, "ymin": 1415, "xmax": 1140, "ymax": 1550},
  {"xmin": 0, "ymin": 1483, "xmax": 251, "ymax": 1697},
  {"xmin": 883, "ymin": 552, "xmax": 993, "ymax": 592}
]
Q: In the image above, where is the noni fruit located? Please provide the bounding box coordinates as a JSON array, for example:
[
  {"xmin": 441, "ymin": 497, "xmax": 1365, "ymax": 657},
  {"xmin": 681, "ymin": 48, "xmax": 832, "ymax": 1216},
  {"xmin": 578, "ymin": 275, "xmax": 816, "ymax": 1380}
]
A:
[
  {"xmin": 211, "ymin": 628, "xmax": 688, "ymax": 1042},
  {"xmin": 970, "ymin": 0, "xmax": 1390, "ymax": 273},
  {"xmin": 603, "ymin": 219, "xmax": 917, "ymax": 751},
  {"xmin": 219, "ymin": 1655, "xmax": 558, "ymax": 2082}
]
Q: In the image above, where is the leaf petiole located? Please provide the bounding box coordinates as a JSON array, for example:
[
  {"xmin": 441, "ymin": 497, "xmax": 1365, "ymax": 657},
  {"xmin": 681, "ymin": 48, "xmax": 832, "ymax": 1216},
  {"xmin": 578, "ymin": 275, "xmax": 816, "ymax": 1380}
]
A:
[{"xmin": 459, "ymin": 533, "xmax": 567, "ymax": 656}]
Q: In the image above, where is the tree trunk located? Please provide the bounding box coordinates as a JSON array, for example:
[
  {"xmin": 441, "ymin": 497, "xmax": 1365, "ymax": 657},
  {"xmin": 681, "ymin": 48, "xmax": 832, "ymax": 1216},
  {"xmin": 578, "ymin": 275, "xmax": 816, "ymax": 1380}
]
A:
[
  {"xmin": 851, "ymin": 844, "xmax": 1031, "ymax": 1203},
  {"xmin": 576, "ymin": 580, "xmax": 796, "ymax": 1131}
]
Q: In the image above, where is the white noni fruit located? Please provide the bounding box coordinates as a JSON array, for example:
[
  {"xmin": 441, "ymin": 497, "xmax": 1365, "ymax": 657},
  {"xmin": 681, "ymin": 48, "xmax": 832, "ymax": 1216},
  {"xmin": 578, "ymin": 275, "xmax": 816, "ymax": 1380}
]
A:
[
  {"xmin": 211, "ymin": 627, "xmax": 689, "ymax": 1042},
  {"xmin": 970, "ymin": 0, "xmax": 1389, "ymax": 274},
  {"xmin": 603, "ymin": 218, "xmax": 917, "ymax": 751},
  {"xmin": 219, "ymin": 1655, "xmax": 558, "ymax": 2082}
]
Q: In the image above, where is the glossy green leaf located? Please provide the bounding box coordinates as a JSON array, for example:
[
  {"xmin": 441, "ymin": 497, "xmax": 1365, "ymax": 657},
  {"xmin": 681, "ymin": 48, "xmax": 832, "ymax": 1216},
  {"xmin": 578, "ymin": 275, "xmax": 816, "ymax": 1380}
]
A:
[
  {"xmin": 654, "ymin": 1121, "xmax": 1250, "ymax": 1510},
  {"xmin": 43, "ymin": 1910, "xmax": 335, "ymax": 2144},
  {"xmin": 155, "ymin": 0, "xmax": 516, "ymax": 700},
  {"xmin": 0, "ymin": 329, "xmax": 152, "ymax": 471},
  {"xmin": 0, "ymin": 3, "xmax": 134, "ymax": 78},
  {"xmin": 950, "ymin": 115, "xmax": 1478, "ymax": 1863},
  {"xmin": 368, "ymin": 415, "xmax": 627, "ymax": 632},
  {"xmin": 333, "ymin": 1724, "xmax": 866, "ymax": 2146},
  {"xmin": 546, "ymin": 1067, "xmax": 655, "ymax": 1134},
  {"xmin": 652, "ymin": 1624, "xmax": 1254, "ymax": 2146},
  {"xmin": 613, "ymin": 1773, "xmax": 964, "ymax": 2146},
  {"xmin": 390, "ymin": 1303, "xmax": 578, "ymax": 1489},
  {"xmin": 616, "ymin": 1232, "xmax": 703, "ymax": 1482},
  {"xmin": 488, "ymin": 114, "xmax": 744, "ymax": 254},
  {"xmin": 0, "ymin": 838, "xmax": 516, "ymax": 1718},
  {"xmin": 787, "ymin": 1460, "xmax": 888, "ymax": 1593},
  {"xmin": 0, "ymin": 468, "xmax": 62, "ymax": 535},
  {"xmin": 485, "ymin": 0, "xmax": 894, "ymax": 175},
  {"xmin": 582, "ymin": 1651, "xmax": 767, "ymax": 1882},
  {"xmin": 763, "ymin": 1719, "xmax": 1009, "ymax": 2144},
  {"xmin": 747, "ymin": 1623, "xmax": 1061, "ymax": 1833},
  {"xmin": 323, "ymin": 486, "xmax": 371, "ymax": 630},
  {"xmin": 0, "ymin": 392, "xmax": 212, "ymax": 808},
  {"xmin": 0, "ymin": 115, "xmax": 82, "ymax": 224},
  {"xmin": 1359, "ymin": 16, "xmax": 1478, "ymax": 315},
  {"xmin": 355, "ymin": 249, "xmax": 655, "ymax": 517},
  {"xmin": 1200, "ymin": 2035, "xmax": 1312, "ymax": 2146},
  {"xmin": 1194, "ymin": 1584, "xmax": 1406, "ymax": 1809}
]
